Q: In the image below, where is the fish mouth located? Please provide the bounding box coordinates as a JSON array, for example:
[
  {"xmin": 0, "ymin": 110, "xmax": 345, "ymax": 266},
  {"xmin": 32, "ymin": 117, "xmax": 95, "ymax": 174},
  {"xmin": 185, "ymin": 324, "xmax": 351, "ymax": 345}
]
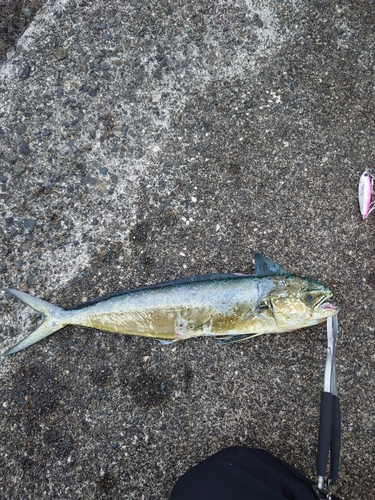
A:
[
  {"xmin": 314, "ymin": 293, "xmax": 339, "ymax": 312},
  {"xmin": 320, "ymin": 302, "xmax": 339, "ymax": 312}
]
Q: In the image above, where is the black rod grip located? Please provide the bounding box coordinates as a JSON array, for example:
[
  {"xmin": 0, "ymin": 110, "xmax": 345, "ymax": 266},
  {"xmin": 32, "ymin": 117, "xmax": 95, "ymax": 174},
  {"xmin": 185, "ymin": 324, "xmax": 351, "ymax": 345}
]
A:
[
  {"xmin": 329, "ymin": 395, "xmax": 341, "ymax": 484},
  {"xmin": 317, "ymin": 391, "xmax": 333, "ymax": 478}
]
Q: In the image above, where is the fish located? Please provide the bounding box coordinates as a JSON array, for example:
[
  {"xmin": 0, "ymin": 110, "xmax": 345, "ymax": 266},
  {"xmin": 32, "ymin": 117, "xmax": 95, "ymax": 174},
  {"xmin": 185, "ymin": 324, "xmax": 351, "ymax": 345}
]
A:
[
  {"xmin": 2, "ymin": 252, "xmax": 338, "ymax": 356},
  {"xmin": 358, "ymin": 170, "xmax": 375, "ymax": 219}
]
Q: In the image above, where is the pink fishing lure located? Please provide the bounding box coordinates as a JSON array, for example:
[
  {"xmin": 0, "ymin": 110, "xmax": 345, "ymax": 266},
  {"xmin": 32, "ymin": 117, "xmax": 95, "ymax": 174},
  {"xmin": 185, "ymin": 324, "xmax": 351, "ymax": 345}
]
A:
[{"xmin": 358, "ymin": 171, "xmax": 374, "ymax": 219}]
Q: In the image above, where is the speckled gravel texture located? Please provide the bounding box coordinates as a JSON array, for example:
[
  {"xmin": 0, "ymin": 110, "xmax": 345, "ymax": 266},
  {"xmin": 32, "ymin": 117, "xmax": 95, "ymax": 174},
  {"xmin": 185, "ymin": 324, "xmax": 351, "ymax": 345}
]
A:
[
  {"xmin": 0, "ymin": 2, "xmax": 49, "ymax": 61},
  {"xmin": 1, "ymin": 0, "xmax": 375, "ymax": 499}
]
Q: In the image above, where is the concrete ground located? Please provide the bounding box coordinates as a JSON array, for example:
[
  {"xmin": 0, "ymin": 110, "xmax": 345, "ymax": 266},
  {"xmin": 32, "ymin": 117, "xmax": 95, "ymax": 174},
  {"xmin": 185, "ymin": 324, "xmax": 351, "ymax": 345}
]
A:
[{"xmin": 1, "ymin": 0, "xmax": 375, "ymax": 498}]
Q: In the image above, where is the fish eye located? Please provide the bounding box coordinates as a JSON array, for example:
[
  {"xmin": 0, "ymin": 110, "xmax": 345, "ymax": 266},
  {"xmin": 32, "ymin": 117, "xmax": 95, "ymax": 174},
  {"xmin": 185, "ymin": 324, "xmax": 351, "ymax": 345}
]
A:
[
  {"xmin": 364, "ymin": 172, "xmax": 369, "ymax": 177},
  {"xmin": 305, "ymin": 293, "xmax": 313, "ymax": 302}
]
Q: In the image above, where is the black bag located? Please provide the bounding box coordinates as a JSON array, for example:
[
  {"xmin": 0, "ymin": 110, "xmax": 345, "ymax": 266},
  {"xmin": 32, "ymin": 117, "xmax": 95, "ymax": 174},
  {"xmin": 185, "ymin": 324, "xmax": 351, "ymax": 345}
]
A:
[{"xmin": 170, "ymin": 446, "xmax": 341, "ymax": 500}]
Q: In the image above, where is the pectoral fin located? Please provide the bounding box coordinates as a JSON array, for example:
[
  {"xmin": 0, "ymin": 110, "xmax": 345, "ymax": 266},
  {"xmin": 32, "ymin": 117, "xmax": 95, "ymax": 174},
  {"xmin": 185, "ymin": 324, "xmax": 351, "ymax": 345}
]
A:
[{"xmin": 216, "ymin": 333, "xmax": 264, "ymax": 345}]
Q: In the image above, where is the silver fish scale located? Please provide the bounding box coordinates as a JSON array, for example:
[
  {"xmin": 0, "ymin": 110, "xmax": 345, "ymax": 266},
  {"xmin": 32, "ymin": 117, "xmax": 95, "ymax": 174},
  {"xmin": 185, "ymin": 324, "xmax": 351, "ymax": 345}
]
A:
[{"xmin": 70, "ymin": 277, "xmax": 276, "ymax": 340}]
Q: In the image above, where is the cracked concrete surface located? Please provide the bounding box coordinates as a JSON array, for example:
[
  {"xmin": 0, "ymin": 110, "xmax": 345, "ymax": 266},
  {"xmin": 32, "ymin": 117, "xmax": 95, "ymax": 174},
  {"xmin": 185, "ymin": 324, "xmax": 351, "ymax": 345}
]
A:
[{"xmin": 1, "ymin": 1, "xmax": 375, "ymax": 498}]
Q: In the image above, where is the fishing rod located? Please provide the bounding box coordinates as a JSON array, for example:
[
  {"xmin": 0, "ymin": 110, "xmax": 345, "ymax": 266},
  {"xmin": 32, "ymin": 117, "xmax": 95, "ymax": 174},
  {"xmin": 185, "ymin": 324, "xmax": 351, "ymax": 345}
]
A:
[{"xmin": 313, "ymin": 314, "xmax": 340, "ymax": 499}]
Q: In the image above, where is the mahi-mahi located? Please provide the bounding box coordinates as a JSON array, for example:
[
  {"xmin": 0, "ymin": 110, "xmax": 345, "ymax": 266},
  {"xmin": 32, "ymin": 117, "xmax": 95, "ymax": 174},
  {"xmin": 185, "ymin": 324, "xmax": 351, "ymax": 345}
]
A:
[{"xmin": 3, "ymin": 253, "xmax": 338, "ymax": 355}]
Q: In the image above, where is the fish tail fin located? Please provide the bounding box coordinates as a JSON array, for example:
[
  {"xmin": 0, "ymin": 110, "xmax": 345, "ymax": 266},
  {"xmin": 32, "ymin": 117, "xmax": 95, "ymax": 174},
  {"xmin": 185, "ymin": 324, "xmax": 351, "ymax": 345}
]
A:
[{"xmin": 3, "ymin": 288, "xmax": 67, "ymax": 356}]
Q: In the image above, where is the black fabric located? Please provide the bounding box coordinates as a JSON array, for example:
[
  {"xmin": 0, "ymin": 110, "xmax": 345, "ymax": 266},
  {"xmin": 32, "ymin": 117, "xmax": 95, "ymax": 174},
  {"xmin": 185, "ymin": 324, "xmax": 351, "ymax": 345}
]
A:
[{"xmin": 170, "ymin": 447, "xmax": 341, "ymax": 500}]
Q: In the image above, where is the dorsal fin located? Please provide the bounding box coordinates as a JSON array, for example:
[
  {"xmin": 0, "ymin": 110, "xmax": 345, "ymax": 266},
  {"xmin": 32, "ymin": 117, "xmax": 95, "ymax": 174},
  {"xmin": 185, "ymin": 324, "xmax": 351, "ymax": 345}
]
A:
[{"xmin": 253, "ymin": 252, "xmax": 289, "ymax": 277}]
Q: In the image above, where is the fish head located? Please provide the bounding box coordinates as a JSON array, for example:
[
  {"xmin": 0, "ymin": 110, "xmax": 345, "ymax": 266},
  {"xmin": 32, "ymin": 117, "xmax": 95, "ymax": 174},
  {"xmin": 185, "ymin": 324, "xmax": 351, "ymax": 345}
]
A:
[{"xmin": 269, "ymin": 276, "xmax": 339, "ymax": 331}]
